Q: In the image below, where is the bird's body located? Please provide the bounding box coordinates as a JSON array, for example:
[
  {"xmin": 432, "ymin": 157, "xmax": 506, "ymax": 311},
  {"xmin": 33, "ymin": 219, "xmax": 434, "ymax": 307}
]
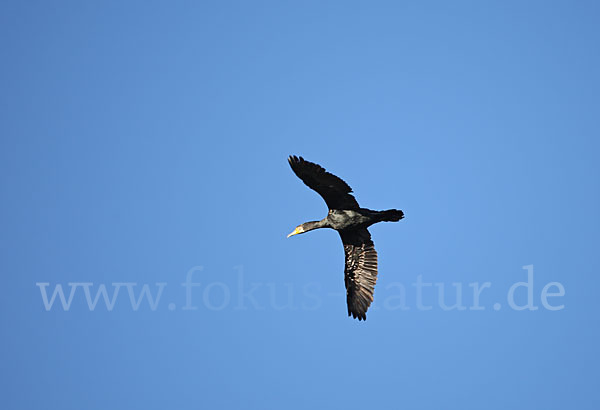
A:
[
  {"xmin": 287, "ymin": 155, "xmax": 404, "ymax": 321},
  {"xmin": 328, "ymin": 208, "xmax": 403, "ymax": 230}
]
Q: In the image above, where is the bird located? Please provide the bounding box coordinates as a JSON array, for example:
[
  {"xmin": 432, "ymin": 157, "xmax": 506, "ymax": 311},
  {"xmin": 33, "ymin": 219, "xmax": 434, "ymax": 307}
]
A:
[{"xmin": 287, "ymin": 155, "xmax": 404, "ymax": 320}]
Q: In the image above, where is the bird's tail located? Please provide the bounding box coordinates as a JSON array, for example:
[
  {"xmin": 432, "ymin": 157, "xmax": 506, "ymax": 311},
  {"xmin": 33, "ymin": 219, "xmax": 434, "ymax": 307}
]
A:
[{"xmin": 378, "ymin": 209, "xmax": 404, "ymax": 222}]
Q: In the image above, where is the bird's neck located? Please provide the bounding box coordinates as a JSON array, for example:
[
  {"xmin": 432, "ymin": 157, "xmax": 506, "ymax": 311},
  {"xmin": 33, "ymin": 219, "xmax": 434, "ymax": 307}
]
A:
[{"xmin": 302, "ymin": 219, "xmax": 330, "ymax": 232}]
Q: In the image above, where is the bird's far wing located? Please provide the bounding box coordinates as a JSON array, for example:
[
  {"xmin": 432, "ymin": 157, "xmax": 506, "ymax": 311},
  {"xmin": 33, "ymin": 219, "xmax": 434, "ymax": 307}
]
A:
[
  {"xmin": 288, "ymin": 155, "xmax": 360, "ymax": 210},
  {"xmin": 340, "ymin": 229, "xmax": 378, "ymax": 321}
]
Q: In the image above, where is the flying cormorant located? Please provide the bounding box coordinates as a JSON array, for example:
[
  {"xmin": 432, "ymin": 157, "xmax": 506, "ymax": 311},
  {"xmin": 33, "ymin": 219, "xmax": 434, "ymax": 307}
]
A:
[{"xmin": 287, "ymin": 155, "xmax": 404, "ymax": 320}]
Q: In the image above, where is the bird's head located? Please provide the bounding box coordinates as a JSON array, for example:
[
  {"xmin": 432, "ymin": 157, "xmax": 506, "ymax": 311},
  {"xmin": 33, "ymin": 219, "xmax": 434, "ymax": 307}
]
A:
[{"xmin": 286, "ymin": 224, "xmax": 306, "ymax": 238}]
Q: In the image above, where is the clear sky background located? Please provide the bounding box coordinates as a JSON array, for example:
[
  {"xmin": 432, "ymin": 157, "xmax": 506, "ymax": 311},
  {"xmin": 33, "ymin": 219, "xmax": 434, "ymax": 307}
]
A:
[{"xmin": 1, "ymin": 1, "xmax": 599, "ymax": 409}]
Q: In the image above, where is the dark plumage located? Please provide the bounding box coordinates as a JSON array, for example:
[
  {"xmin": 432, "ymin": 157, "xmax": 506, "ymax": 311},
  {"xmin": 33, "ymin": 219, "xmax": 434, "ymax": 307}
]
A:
[{"xmin": 287, "ymin": 155, "xmax": 404, "ymax": 321}]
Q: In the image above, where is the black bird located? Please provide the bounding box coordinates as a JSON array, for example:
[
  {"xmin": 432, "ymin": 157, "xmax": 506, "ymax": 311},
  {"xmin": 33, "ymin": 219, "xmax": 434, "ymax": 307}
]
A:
[{"xmin": 287, "ymin": 155, "xmax": 404, "ymax": 320}]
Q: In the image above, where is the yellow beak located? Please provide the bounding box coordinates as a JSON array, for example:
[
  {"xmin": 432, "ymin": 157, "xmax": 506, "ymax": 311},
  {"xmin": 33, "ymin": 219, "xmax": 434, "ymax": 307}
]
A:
[{"xmin": 287, "ymin": 227, "xmax": 301, "ymax": 238}]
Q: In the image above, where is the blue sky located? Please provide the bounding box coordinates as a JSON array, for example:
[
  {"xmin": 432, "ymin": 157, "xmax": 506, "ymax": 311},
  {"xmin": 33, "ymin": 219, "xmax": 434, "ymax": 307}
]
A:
[{"xmin": 1, "ymin": 1, "xmax": 599, "ymax": 409}]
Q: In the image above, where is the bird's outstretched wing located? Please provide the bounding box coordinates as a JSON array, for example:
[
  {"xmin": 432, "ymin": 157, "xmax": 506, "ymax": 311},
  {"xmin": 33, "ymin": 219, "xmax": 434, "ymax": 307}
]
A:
[
  {"xmin": 340, "ymin": 229, "xmax": 378, "ymax": 321},
  {"xmin": 288, "ymin": 155, "xmax": 360, "ymax": 210}
]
